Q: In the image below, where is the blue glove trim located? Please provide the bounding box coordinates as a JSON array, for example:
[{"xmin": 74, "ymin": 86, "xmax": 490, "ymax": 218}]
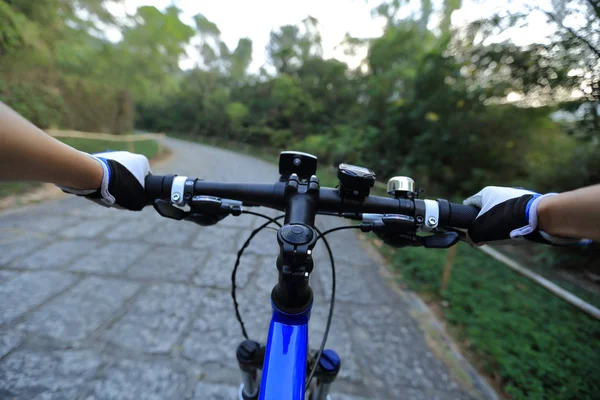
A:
[
  {"xmin": 511, "ymin": 193, "xmax": 553, "ymax": 239},
  {"xmin": 525, "ymin": 194, "xmax": 541, "ymax": 221},
  {"xmin": 96, "ymin": 157, "xmax": 111, "ymax": 183}
]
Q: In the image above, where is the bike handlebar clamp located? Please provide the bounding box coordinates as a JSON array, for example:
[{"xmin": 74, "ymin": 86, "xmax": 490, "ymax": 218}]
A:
[{"xmin": 271, "ymin": 173, "xmax": 320, "ymax": 314}]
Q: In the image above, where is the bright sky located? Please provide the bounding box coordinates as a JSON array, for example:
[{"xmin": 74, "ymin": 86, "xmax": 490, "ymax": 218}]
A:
[{"xmin": 106, "ymin": 0, "xmax": 556, "ymax": 72}]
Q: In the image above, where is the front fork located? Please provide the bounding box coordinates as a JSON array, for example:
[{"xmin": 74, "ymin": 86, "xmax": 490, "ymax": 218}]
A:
[
  {"xmin": 236, "ymin": 340, "xmax": 341, "ymax": 400},
  {"xmin": 237, "ymin": 340, "xmax": 262, "ymax": 400}
]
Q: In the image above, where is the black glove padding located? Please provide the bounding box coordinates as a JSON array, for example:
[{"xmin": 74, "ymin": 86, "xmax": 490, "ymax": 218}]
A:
[
  {"xmin": 60, "ymin": 151, "xmax": 151, "ymax": 211},
  {"xmin": 464, "ymin": 186, "xmax": 590, "ymax": 246},
  {"xmin": 467, "ymin": 193, "xmax": 535, "ymax": 243}
]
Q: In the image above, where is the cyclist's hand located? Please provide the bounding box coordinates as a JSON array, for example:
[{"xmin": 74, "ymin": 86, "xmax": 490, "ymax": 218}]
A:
[
  {"xmin": 61, "ymin": 151, "xmax": 151, "ymax": 211},
  {"xmin": 463, "ymin": 186, "xmax": 558, "ymax": 245}
]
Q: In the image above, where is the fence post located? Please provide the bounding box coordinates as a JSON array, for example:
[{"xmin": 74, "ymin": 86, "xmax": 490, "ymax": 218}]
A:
[
  {"xmin": 440, "ymin": 245, "xmax": 458, "ymax": 292},
  {"xmin": 128, "ymin": 134, "xmax": 135, "ymax": 152}
]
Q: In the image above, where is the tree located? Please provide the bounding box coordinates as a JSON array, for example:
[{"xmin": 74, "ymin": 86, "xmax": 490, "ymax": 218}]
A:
[
  {"xmin": 0, "ymin": 0, "xmax": 134, "ymax": 131},
  {"xmin": 0, "ymin": 0, "xmax": 117, "ymax": 71},
  {"xmin": 114, "ymin": 5, "xmax": 194, "ymax": 101},
  {"xmin": 540, "ymin": 0, "xmax": 599, "ymax": 135},
  {"xmin": 267, "ymin": 16, "xmax": 323, "ymax": 74},
  {"xmin": 230, "ymin": 38, "xmax": 253, "ymax": 80},
  {"xmin": 460, "ymin": 0, "xmax": 599, "ymax": 133}
]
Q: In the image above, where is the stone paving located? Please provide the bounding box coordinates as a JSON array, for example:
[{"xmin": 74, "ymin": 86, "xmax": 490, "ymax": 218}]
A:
[{"xmin": 0, "ymin": 138, "xmax": 496, "ymax": 399}]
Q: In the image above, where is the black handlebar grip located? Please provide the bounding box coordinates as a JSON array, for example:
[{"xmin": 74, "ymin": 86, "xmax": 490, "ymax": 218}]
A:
[
  {"xmin": 446, "ymin": 202, "xmax": 480, "ymax": 229},
  {"xmin": 145, "ymin": 174, "xmax": 174, "ymax": 203}
]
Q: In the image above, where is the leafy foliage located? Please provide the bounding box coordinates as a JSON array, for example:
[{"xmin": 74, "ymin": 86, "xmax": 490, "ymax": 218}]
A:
[
  {"xmin": 391, "ymin": 243, "xmax": 600, "ymax": 400},
  {"xmin": 0, "ymin": 79, "xmax": 64, "ymax": 128},
  {"xmin": 0, "ymin": 0, "xmax": 195, "ymax": 132}
]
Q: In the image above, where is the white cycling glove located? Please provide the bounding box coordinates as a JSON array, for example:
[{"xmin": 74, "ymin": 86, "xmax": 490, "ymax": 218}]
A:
[
  {"xmin": 464, "ymin": 186, "xmax": 591, "ymax": 245},
  {"xmin": 60, "ymin": 151, "xmax": 151, "ymax": 211}
]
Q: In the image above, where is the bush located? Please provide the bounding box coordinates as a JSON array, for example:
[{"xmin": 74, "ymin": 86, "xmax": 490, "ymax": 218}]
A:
[
  {"xmin": 59, "ymin": 76, "xmax": 134, "ymax": 133},
  {"xmin": 293, "ymin": 134, "xmax": 335, "ymax": 161},
  {"xmin": 292, "ymin": 125, "xmax": 377, "ymax": 169},
  {"xmin": 242, "ymin": 125, "xmax": 273, "ymax": 146},
  {"xmin": 0, "ymin": 79, "xmax": 64, "ymax": 128},
  {"xmin": 391, "ymin": 243, "xmax": 600, "ymax": 399},
  {"xmin": 529, "ymin": 142, "xmax": 600, "ymax": 193},
  {"xmin": 0, "ymin": 75, "xmax": 134, "ymax": 133}
]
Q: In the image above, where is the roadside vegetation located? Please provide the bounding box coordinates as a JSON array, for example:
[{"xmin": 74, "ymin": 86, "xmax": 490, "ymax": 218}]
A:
[{"xmin": 386, "ymin": 244, "xmax": 600, "ymax": 399}]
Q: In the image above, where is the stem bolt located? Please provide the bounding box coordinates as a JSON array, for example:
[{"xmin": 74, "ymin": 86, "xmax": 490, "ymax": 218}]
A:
[
  {"xmin": 427, "ymin": 217, "xmax": 437, "ymax": 227},
  {"xmin": 171, "ymin": 193, "xmax": 181, "ymax": 202}
]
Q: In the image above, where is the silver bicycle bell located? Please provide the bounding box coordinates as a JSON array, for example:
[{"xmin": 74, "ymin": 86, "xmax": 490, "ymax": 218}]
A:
[{"xmin": 387, "ymin": 176, "xmax": 416, "ymax": 199}]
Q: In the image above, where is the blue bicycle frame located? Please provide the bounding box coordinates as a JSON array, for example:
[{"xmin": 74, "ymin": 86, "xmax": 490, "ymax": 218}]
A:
[{"xmin": 259, "ymin": 302, "xmax": 311, "ymax": 400}]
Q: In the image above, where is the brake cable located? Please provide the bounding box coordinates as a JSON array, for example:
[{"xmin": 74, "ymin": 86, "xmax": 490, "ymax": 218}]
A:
[
  {"xmin": 305, "ymin": 224, "xmax": 362, "ymax": 392},
  {"xmin": 304, "ymin": 225, "xmax": 338, "ymax": 392},
  {"xmin": 232, "ymin": 212, "xmax": 284, "ymax": 339},
  {"xmin": 241, "ymin": 210, "xmax": 285, "ymax": 225},
  {"xmin": 315, "ymin": 225, "xmax": 362, "ymax": 241}
]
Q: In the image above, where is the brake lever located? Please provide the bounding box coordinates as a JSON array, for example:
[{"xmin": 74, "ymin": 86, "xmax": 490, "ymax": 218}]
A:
[
  {"xmin": 443, "ymin": 227, "xmax": 469, "ymax": 242},
  {"xmin": 153, "ymin": 199, "xmax": 186, "ymax": 220},
  {"xmin": 360, "ymin": 213, "xmax": 414, "ymax": 232},
  {"xmin": 192, "ymin": 196, "xmax": 243, "ymax": 216},
  {"xmin": 185, "ymin": 196, "xmax": 243, "ymax": 226},
  {"xmin": 152, "ymin": 197, "xmax": 243, "ymax": 226},
  {"xmin": 361, "ymin": 213, "xmax": 459, "ymax": 249},
  {"xmin": 422, "ymin": 231, "xmax": 459, "ymax": 248}
]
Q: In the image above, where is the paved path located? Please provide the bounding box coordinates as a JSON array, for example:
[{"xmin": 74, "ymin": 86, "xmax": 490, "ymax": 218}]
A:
[{"xmin": 0, "ymin": 138, "xmax": 494, "ymax": 399}]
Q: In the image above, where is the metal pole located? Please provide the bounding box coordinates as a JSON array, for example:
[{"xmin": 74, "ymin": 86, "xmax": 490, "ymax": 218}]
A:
[
  {"xmin": 480, "ymin": 245, "xmax": 600, "ymax": 320},
  {"xmin": 440, "ymin": 245, "xmax": 458, "ymax": 292}
]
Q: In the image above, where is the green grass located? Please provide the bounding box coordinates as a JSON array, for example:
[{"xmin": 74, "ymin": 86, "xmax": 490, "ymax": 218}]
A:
[
  {"xmin": 387, "ymin": 243, "xmax": 600, "ymax": 399},
  {"xmin": 0, "ymin": 136, "xmax": 160, "ymax": 199},
  {"xmin": 0, "ymin": 181, "xmax": 40, "ymax": 198}
]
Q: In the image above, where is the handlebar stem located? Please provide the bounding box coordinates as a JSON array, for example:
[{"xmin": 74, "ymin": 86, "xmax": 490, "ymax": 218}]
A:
[
  {"xmin": 284, "ymin": 174, "xmax": 319, "ymax": 226},
  {"xmin": 272, "ymin": 174, "xmax": 320, "ymax": 314}
]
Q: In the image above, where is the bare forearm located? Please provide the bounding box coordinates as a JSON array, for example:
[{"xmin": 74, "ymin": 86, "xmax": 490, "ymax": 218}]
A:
[
  {"xmin": 538, "ymin": 185, "xmax": 600, "ymax": 242},
  {"xmin": 0, "ymin": 102, "xmax": 102, "ymax": 190}
]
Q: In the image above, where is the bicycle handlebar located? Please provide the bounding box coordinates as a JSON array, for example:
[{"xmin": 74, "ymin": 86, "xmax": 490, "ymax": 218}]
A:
[
  {"xmin": 444, "ymin": 203, "xmax": 480, "ymax": 228},
  {"xmin": 145, "ymin": 174, "xmax": 479, "ymax": 229}
]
